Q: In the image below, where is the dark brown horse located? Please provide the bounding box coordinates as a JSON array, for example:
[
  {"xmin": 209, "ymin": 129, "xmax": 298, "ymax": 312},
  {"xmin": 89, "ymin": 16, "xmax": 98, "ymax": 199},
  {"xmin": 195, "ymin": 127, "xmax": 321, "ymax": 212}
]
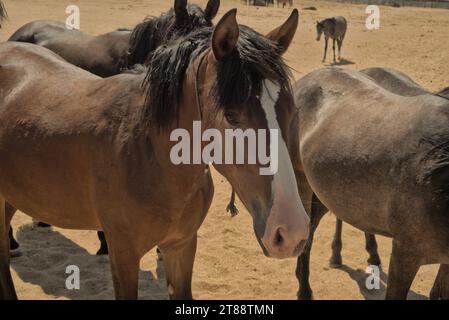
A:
[
  {"xmin": 291, "ymin": 67, "xmax": 449, "ymax": 299},
  {"xmin": 0, "ymin": 9, "xmax": 309, "ymax": 300},
  {"xmin": 7, "ymin": 0, "xmax": 220, "ymax": 256},
  {"xmin": 8, "ymin": 0, "xmax": 220, "ymax": 76}
]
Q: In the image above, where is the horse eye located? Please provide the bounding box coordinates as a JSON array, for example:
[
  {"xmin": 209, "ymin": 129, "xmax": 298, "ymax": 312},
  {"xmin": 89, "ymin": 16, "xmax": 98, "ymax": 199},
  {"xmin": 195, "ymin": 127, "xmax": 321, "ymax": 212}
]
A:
[{"xmin": 224, "ymin": 111, "xmax": 240, "ymax": 126}]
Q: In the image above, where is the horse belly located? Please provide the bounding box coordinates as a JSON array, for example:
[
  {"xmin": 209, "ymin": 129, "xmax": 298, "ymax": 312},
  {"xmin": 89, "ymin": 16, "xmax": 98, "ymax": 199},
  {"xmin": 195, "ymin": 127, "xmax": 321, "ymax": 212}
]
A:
[
  {"xmin": 0, "ymin": 134, "xmax": 101, "ymax": 230},
  {"xmin": 300, "ymin": 130, "xmax": 401, "ymax": 237}
]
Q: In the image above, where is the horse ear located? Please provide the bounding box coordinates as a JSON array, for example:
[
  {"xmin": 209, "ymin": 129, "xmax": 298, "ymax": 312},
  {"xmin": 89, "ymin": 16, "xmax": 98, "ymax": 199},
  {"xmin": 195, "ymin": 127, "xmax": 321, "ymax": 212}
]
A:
[
  {"xmin": 265, "ymin": 9, "xmax": 299, "ymax": 55},
  {"xmin": 205, "ymin": 0, "xmax": 220, "ymax": 21},
  {"xmin": 174, "ymin": 0, "xmax": 187, "ymax": 16},
  {"xmin": 212, "ymin": 9, "xmax": 239, "ymax": 61}
]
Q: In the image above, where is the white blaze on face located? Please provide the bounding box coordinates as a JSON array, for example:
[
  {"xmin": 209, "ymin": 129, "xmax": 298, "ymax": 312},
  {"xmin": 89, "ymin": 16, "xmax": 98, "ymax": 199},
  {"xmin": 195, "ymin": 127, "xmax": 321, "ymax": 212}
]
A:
[{"xmin": 259, "ymin": 79, "xmax": 310, "ymax": 258}]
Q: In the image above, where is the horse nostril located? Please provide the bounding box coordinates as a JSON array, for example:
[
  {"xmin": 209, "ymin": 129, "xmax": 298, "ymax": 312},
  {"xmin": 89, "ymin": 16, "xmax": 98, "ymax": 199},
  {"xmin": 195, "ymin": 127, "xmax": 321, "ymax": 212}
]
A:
[{"xmin": 274, "ymin": 227, "xmax": 285, "ymax": 247}]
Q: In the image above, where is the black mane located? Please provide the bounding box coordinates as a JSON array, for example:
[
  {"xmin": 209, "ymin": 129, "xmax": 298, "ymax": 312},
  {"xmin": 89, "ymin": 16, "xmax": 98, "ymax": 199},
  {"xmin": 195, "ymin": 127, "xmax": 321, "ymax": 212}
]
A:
[
  {"xmin": 125, "ymin": 4, "xmax": 213, "ymax": 68},
  {"xmin": 143, "ymin": 25, "xmax": 292, "ymax": 129},
  {"xmin": 0, "ymin": 0, "xmax": 7, "ymax": 26}
]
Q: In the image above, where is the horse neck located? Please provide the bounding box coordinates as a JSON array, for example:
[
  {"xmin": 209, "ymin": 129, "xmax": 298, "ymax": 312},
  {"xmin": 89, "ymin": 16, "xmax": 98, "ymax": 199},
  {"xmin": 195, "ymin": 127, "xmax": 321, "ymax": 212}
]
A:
[
  {"xmin": 134, "ymin": 62, "xmax": 208, "ymax": 195},
  {"xmin": 324, "ymin": 20, "xmax": 335, "ymax": 36}
]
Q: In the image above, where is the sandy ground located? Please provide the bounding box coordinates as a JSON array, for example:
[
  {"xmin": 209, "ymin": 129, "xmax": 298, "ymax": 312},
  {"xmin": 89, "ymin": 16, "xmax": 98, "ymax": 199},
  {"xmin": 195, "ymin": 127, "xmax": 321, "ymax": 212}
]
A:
[{"xmin": 1, "ymin": 0, "xmax": 449, "ymax": 300}]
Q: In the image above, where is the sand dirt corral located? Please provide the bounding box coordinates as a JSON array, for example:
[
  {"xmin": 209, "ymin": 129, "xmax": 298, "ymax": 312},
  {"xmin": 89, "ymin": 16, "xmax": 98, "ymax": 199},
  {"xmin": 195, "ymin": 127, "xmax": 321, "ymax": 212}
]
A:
[{"xmin": 1, "ymin": 0, "xmax": 448, "ymax": 299}]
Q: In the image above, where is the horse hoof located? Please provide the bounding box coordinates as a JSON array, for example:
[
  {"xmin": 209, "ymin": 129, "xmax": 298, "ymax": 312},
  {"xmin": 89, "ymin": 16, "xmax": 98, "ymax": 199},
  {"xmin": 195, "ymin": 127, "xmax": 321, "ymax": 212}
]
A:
[
  {"xmin": 37, "ymin": 222, "xmax": 51, "ymax": 228},
  {"xmin": 226, "ymin": 204, "xmax": 239, "ymax": 217},
  {"xmin": 329, "ymin": 256, "xmax": 343, "ymax": 268},
  {"xmin": 96, "ymin": 248, "xmax": 109, "ymax": 255},
  {"xmin": 367, "ymin": 256, "xmax": 381, "ymax": 267},
  {"xmin": 329, "ymin": 262, "xmax": 343, "ymax": 269},
  {"xmin": 10, "ymin": 247, "xmax": 22, "ymax": 258},
  {"xmin": 156, "ymin": 248, "xmax": 164, "ymax": 261},
  {"xmin": 297, "ymin": 290, "xmax": 314, "ymax": 300}
]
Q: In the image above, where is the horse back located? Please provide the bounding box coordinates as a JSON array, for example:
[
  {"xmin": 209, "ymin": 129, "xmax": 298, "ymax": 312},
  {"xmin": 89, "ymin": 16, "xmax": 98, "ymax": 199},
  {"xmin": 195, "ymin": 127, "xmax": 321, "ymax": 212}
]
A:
[
  {"xmin": 360, "ymin": 67, "xmax": 429, "ymax": 97},
  {"xmin": 8, "ymin": 20, "xmax": 74, "ymax": 43},
  {"xmin": 0, "ymin": 42, "xmax": 144, "ymax": 138},
  {"xmin": 0, "ymin": 42, "xmax": 148, "ymax": 229}
]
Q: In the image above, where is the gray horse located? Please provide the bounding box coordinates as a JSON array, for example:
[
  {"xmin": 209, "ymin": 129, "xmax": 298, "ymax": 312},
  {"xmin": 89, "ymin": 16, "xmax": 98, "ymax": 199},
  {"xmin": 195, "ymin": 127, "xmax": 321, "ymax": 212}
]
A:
[
  {"xmin": 316, "ymin": 16, "xmax": 347, "ymax": 63},
  {"xmin": 329, "ymin": 67, "xmax": 445, "ymax": 270},
  {"xmin": 328, "ymin": 67, "xmax": 449, "ymax": 300},
  {"xmin": 291, "ymin": 67, "xmax": 449, "ymax": 299}
]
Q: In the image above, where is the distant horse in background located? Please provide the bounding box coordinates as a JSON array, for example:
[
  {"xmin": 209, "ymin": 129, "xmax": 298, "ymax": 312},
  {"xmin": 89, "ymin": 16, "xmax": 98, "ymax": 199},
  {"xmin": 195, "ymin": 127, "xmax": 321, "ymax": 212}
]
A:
[
  {"xmin": 278, "ymin": 0, "xmax": 293, "ymax": 8},
  {"xmin": 6, "ymin": 0, "xmax": 220, "ymax": 257},
  {"xmin": 316, "ymin": 16, "xmax": 347, "ymax": 63},
  {"xmin": 242, "ymin": 0, "xmax": 274, "ymax": 6},
  {"xmin": 8, "ymin": 0, "xmax": 220, "ymax": 76}
]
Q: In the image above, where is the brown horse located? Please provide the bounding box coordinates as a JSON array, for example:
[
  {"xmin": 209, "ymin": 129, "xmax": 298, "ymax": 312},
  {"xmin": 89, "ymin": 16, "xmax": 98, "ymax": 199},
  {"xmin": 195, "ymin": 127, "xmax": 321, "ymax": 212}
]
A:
[
  {"xmin": 7, "ymin": 0, "xmax": 220, "ymax": 256},
  {"xmin": 8, "ymin": 0, "xmax": 220, "ymax": 76},
  {"xmin": 291, "ymin": 67, "xmax": 449, "ymax": 299},
  {"xmin": 0, "ymin": 9, "xmax": 309, "ymax": 300}
]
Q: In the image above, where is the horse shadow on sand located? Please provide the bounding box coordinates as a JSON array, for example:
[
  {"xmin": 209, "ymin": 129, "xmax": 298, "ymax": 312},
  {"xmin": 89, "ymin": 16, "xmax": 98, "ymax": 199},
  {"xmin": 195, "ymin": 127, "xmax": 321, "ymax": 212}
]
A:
[
  {"xmin": 327, "ymin": 58, "xmax": 355, "ymax": 67},
  {"xmin": 338, "ymin": 265, "xmax": 428, "ymax": 300},
  {"xmin": 11, "ymin": 225, "xmax": 168, "ymax": 300}
]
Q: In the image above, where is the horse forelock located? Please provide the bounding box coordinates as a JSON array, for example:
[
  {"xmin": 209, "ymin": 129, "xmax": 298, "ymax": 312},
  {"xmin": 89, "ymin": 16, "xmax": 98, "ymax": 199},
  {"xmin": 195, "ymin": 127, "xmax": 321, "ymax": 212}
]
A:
[{"xmin": 142, "ymin": 25, "xmax": 292, "ymax": 130}]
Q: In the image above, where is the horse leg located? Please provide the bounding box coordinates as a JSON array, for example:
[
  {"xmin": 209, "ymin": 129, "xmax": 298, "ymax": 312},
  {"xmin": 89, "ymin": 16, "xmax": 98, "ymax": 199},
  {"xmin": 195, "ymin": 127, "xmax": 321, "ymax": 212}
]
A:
[
  {"xmin": 385, "ymin": 239, "xmax": 420, "ymax": 299},
  {"xmin": 0, "ymin": 198, "xmax": 17, "ymax": 299},
  {"xmin": 6, "ymin": 203, "xmax": 20, "ymax": 257},
  {"xmin": 365, "ymin": 233, "xmax": 381, "ymax": 266},
  {"xmin": 8, "ymin": 227, "xmax": 21, "ymax": 258},
  {"xmin": 337, "ymin": 39, "xmax": 342, "ymax": 60},
  {"xmin": 322, "ymin": 37, "xmax": 328, "ymax": 62},
  {"xmin": 430, "ymin": 264, "xmax": 449, "ymax": 300},
  {"xmin": 96, "ymin": 231, "xmax": 109, "ymax": 255},
  {"xmin": 296, "ymin": 194, "xmax": 328, "ymax": 300},
  {"xmin": 332, "ymin": 39, "xmax": 336, "ymax": 63},
  {"xmin": 329, "ymin": 218, "xmax": 343, "ymax": 268},
  {"xmin": 160, "ymin": 234, "xmax": 197, "ymax": 300},
  {"xmin": 105, "ymin": 232, "xmax": 141, "ymax": 300}
]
